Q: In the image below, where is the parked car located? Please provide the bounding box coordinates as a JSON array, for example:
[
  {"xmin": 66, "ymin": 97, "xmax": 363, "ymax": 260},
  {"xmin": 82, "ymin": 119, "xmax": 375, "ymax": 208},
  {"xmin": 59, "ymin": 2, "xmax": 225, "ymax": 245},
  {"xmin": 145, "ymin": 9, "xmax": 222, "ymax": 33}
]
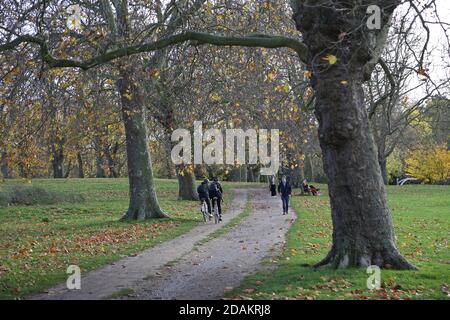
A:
[{"xmin": 397, "ymin": 177, "xmax": 421, "ymax": 185}]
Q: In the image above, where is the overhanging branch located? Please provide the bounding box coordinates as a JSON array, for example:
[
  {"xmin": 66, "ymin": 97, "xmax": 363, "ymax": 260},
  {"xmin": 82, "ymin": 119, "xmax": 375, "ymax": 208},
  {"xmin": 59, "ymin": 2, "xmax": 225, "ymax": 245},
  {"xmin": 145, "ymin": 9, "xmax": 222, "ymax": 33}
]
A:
[
  {"xmin": 368, "ymin": 58, "xmax": 397, "ymax": 118},
  {"xmin": 0, "ymin": 31, "xmax": 308, "ymax": 70}
]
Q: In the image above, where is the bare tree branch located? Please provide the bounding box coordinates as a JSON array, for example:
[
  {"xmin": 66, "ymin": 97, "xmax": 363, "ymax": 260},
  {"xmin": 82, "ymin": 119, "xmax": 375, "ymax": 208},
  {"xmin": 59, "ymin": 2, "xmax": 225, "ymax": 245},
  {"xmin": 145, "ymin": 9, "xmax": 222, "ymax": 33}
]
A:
[{"xmin": 0, "ymin": 31, "xmax": 308, "ymax": 70}]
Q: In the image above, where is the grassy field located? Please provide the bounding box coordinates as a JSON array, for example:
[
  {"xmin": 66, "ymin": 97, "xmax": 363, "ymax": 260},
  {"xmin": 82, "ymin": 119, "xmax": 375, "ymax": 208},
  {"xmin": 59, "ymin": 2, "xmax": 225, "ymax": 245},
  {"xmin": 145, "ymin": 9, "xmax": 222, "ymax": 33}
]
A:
[
  {"xmin": 228, "ymin": 184, "xmax": 450, "ymax": 300},
  {"xmin": 0, "ymin": 178, "xmax": 253, "ymax": 300}
]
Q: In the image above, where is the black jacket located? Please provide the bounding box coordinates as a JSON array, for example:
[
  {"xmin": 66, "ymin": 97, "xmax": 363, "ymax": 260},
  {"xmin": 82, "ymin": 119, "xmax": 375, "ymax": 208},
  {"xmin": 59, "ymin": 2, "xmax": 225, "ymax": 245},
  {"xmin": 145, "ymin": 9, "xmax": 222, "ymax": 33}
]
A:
[
  {"xmin": 197, "ymin": 182, "xmax": 209, "ymax": 199},
  {"xmin": 278, "ymin": 181, "xmax": 292, "ymax": 197},
  {"xmin": 209, "ymin": 181, "xmax": 223, "ymax": 199}
]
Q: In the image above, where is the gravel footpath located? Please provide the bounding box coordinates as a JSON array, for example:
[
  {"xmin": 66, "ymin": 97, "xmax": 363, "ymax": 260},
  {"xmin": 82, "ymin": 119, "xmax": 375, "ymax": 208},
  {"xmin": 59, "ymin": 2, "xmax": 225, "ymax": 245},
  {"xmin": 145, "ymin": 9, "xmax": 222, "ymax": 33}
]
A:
[
  {"xmin": 126, "ymin": 188, "xmax": 295, "ymax": 300},
  {"xmin": 30, "ymin": 187, "xmax": 295, "ymax": 300}
]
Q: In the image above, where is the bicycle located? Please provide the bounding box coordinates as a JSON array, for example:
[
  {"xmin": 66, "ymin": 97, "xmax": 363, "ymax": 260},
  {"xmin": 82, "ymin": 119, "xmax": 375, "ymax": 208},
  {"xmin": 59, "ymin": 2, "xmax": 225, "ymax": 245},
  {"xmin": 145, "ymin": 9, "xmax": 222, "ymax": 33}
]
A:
[
  {"xmin": 200, "ymin": 199, "xmax": 211, "ymax": 222},
  {"xmin": 211, "ymin": 197, "xmax": 221, "ymax": 224}
]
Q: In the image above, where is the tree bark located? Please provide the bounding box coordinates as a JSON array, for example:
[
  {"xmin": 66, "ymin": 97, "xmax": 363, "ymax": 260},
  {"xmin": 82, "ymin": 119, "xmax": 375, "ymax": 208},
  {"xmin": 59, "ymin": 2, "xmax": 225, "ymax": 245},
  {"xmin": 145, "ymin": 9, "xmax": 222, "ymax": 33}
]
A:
[
  {"xmin": 51, "ymin": 141, "xmax": 64, "ymax": 178},
  {"xmin": 1, "ymin": 152, "xmax": 11, "ymax": 179},
  {"xmin": 164, "ymin": 140, "xmax": 174, "ymax": 179},
  {"xmin": 379, "ymin": 158, "xmax": 388, "ymax": 185},
  {"xmin": 95, "ymin": 136, "xmax": 106, "ymax": 178},
  {"xmin": 104, "ymin": 144, "xmax": 118, "ymax": 178},
  {"xmin": 313, "ymin": 69, "xmax": 414, "ymax": 269},
  {"xmin": 293, "ymin": 1, "xmax": 415, "ymax": 269},
  {"xmin": 176, "ymin": 164, "xmax": 199, "ymax": 200},
  {"xmin": 247, "ymin": 165, "xmax": 255, "ymax": 182},
  {"xmin": 374, "ymin": 129, "xmax": 389, "ymax": 185},
  {"xmin": 240, "ymin": 165, "xmax": 248, "ymax": 182},
  {"xmin": 77, "ymin": 152, "xmax": 84, "ymax": 178},
  {"xmin": 64, "ymin": 160, "xmax": 72, "ymax": 178},
  {"xmin": 117, "ymin": 61, "xmax": 167, "ymax": 220}
]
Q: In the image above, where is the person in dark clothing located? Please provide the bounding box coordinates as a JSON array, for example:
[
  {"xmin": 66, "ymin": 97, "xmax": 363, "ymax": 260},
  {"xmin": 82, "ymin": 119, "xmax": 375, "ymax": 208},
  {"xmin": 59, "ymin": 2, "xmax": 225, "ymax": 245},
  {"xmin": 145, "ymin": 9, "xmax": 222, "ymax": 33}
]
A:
[
  {"xmin": 197, "ymin": 178, "xmax": 212, "ymax": 218},
  {"xmin": 269, "ymin": 175, "xmax": 277, "ymax": 196},
  {"xmin": 301, "ymin": 179, "xmax": 310, "ymax": 194},
  {"xmin": 209, "ymin": 177, "xmax": 224, "ymax": 221},
  {"xmin": 278, "ymin": 175, "xmax": 292, "ymax": 215},
  {"xmin": 309, "ymin": 185, "xmax": 319, "ymax": 196},
  {"xmin": 301, "ymin": 178, "xmax": 319, "ymax": 196}
]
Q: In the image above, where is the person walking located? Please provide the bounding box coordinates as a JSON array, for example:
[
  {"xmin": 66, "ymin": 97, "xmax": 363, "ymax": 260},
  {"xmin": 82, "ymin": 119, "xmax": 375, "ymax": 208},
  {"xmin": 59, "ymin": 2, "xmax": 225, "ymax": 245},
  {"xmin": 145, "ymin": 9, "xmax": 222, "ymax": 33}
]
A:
[
  {"xmin": 278, "ymin": 175, "xmax": 292, "ymax": 215},
  {"xmin": 269, "ymin": 175, "xmax": 277, "ymax": 196}
]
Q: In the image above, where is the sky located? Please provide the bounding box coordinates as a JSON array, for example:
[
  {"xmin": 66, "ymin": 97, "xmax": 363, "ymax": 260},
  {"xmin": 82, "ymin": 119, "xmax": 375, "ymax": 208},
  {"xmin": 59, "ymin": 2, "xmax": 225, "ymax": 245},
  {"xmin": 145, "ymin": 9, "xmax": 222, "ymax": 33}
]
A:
[{"xmin": 406, "ymin": 0, "xmax": 450, "ymax": 99}]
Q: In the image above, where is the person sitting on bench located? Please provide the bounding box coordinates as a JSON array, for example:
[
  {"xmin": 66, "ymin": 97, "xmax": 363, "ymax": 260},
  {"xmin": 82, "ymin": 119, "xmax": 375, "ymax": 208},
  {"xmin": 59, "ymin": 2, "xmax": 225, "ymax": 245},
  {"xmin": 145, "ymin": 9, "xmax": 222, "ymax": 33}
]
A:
[
  {"xmin": 302, "ymin": 179, "xmax": 310, "ymax": 194},
  {"xmin": 302, "ymin": 179, "xmax": 320, "ymax": 196},
  {"xmin": 309, "ymin": 185, "xmax": 319, "ymax": 196}
]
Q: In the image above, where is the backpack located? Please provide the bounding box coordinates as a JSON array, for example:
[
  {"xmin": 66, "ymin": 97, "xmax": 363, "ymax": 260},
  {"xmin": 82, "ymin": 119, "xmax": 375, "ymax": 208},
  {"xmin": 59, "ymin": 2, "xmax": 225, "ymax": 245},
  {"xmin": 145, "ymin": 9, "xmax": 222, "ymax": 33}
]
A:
[
  {"xmin": 209, "ymin": 182, "xmax": 221, "ymax": 197},
  {"xmin": 197, "ymin": 183, "xmax": 208, "ymax": 195}
]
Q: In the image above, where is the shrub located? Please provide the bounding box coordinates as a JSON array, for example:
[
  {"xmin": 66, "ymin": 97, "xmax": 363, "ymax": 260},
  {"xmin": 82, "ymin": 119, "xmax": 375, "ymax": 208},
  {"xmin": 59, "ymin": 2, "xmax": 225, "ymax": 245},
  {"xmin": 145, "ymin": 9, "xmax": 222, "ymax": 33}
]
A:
[
  {"xmin": 0, "ymin": 185, "xmax": 85, "ymax": 206},
  {"xmin": 406, "ymin": 145, "xmax": 450, "ymax": 184},
  {"xmin": 0, "ymin": 192, "xmax": 9, "ymax": 206}
]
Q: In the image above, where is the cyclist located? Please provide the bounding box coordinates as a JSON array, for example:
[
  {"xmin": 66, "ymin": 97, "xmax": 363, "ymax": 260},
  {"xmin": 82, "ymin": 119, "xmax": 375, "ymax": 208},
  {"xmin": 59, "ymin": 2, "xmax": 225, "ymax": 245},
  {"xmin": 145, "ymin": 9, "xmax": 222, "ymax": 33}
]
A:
[
  {"xmin": 209, "ymin": 177, "xmax": 224, "ymax": 221},
  {"xmin": 197, "ymin": 178, "xmax": 212, "ymax": 219}
]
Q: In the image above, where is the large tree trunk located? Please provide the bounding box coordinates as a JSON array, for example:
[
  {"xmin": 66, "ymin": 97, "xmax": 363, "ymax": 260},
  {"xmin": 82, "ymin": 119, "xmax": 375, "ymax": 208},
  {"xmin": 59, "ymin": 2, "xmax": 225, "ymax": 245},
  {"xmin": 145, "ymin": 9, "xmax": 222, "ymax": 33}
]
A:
[
  {"xmin": 1, "ymin": 152, "xmax": 11, "ymax": 179},
  {"xmin": 228, "ymin": 167, "xmax": 241, "ymax": 182},
  {"xmin": 77, "ymin": 152, "xmax": 84, "ymax": 178},
  {"xmin": 95, "ymin": 136, "xmax": 105, "ymax": 178},
  {"xmin": 247, "ymin": 165, "xmax": 255, "ymax": 182},
  {"xmin": 240, "ymin": 165, "xmax": 248, "ymax": 182},
  {"xmin": 160, "ymin": 114, "xmax": 196, "ymax": 199},
  {"xmin": 51, "ymin": 141, "xmax": 64, "ymax": 178},
  {"xmin": 176, "ymin": 164, "xmax": 198, "ymax": 200},
  {"xmin": 117, "ymin": 62, "xmax": 167, "ymax": 220},
  {"xmin": 293, "ymin": 1, "xmax": 414, "ymax": 269},
  {"xmin": 163, "ymin": 135, "xmax": 174, "ymax": 179},
  {"xmin": 379, "ymin": 158, "xmax": 388, "ymax": 185},
  {"xmin": 104, "ymin": 144, "xmax": 118, "ymax": 178},
  {"xmin": 375, "ymin": 132, "xmax": 389, "ymax": 185},
  {"xmin": 64, "ymin": 160, "xmax": 72, "ymax": 178},
  {"xmin": 313, "ymin": 69, "xmax": 414, "ymax": 269}
]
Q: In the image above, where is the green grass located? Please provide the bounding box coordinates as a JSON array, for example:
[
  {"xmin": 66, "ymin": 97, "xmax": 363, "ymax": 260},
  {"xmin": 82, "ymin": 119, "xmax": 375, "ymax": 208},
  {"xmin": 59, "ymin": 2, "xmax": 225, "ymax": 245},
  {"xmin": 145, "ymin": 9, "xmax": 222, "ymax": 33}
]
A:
[
  {"xmin": 0, "ymin": 178, "xmax": 245, "ymax": 300},
  {"xmin": 0, "ymin": 184, "xmax": 85, "ymax": 206},
  {"xmin": 227, "ymin": 185, "xmax": 450, "ymax": 300}
]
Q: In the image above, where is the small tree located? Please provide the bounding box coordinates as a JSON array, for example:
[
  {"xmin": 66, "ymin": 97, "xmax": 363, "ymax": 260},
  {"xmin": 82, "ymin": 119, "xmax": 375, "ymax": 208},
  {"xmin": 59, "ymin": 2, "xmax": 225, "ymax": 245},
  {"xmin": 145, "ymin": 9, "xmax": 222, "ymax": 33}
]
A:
[{"xmin": 406, "ymin": 145, "xmax": 450, "ymax": 184}]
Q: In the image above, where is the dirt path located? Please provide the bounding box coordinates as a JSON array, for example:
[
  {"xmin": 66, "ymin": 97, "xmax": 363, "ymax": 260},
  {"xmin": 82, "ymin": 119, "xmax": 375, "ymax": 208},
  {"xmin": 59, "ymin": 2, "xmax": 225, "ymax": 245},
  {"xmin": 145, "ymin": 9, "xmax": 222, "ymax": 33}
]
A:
[{"xmin": 31, "ymin": 188, "xmax": 295, "ymax": 300}]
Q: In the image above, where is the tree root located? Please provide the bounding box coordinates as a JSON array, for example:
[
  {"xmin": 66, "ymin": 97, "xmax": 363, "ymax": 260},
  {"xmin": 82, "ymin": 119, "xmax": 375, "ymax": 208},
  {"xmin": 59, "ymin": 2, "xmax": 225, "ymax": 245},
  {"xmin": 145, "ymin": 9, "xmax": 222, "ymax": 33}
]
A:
[{"xmin": 313, "ymin": 248, "xmax": 417, "ymax": 270}]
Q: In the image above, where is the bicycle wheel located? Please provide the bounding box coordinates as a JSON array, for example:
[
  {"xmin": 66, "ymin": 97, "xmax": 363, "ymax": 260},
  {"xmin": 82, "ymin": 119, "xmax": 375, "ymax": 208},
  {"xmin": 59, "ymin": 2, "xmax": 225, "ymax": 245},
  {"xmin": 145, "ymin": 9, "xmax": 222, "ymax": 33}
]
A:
[
  {"xmin": 201, "ymin": 202, "xmax": 208, "ymax": 222},
  {"xmin": 213, "ymin": 198, "xmax": 220, "ymax": 224}
]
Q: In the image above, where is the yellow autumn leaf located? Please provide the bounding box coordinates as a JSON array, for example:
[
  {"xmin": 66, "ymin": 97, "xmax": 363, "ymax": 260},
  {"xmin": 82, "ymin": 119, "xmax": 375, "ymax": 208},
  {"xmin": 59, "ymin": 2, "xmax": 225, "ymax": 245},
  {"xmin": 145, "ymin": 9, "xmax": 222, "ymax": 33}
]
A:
[
  {"xmin": 123, "ymin": 92, "xmax": 132, "ymax": 101},
  {"xmin": 150, "ymin": 69, "xmax": 160, "ymax": 78},
  {"xmin": 304, "ymin": 71, "xmax": 312, "ymax": 78},
  {"xmin": 210, "ymin": 92, "xmax": 221, "ymax": 103},
  {"xmin": 322, "ymin": 54, "xmax": 337, "ymax": 65},
  {"xmin": 340, "ymin": 80, "xmax": 348, "ymax": 85},
  {"xmin": 266, "ymin": 72, "xmax": 276, "ymax": 82},
  {"xmin": 305, "ymin": 87, "xmax": 313, "ymax": 99}
]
